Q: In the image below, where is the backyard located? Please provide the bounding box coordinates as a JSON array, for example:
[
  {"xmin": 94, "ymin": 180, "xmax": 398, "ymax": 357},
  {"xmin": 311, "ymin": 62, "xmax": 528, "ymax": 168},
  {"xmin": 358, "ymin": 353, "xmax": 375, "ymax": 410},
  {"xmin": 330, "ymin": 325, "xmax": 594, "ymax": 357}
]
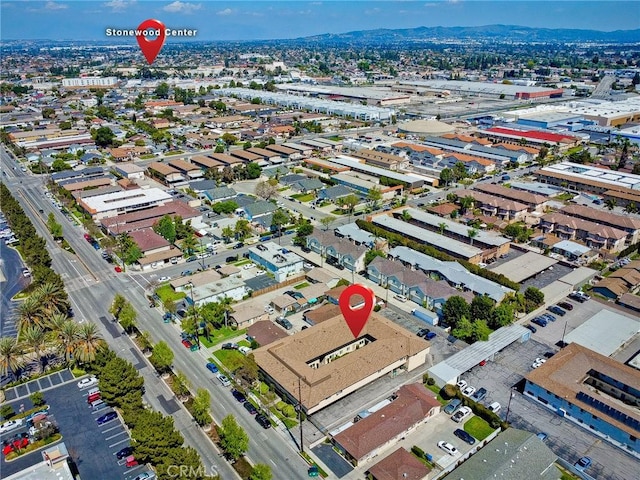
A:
[{"xmin": 463, "ymin": 416, "xmax": 495, "ymax": 441}]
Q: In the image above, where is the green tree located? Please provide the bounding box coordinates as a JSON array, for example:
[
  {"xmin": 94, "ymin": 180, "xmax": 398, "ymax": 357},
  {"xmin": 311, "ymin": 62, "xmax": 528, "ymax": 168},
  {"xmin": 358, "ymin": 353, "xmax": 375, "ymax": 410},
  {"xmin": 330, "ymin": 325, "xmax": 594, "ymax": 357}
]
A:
[
  {"xmin": 246, "ymin": 162, "xmax": 262, "ymax": 179},
  {"xmin": 271, "ymin": 209, "xmax": 289, "ymax": 244},
  {"xmin": 153, "ymin": 215, "xmax": 177, "ymax": 244},
  {"xmin": 130, "ymin": 409, "xmax": 184, "ymax": 464},
  {"xmin": 366, "ymin": 187, "xmax": 383, "ymax": 210},
  {"xmin": 117, "ymin": 233, "xmax": 142, "ymax": 265},
  {"xmin": 604, "ymin": 198, "xmax": 617, "ymax": 211},
  {"xmin": 35, "ymin": 282, "xmax": 69, "ymax": 317},
  {"xmin": 99, "ymin": 356, "xmax": 144, "ymax": 409},
  {"xmin": 219, "ymin": 415, "xmax": 249, "ymax": 461},
  {"xmin": 94, "ymin": 126, "xmax": 116, "ymax": 147},
  {"xmin": 338, "ymin": 193, "xmax": 360, "ymax": 222},
  {"xmin": 0, "ymin": 404, "xmax": 15, "ymax": 420},
  {"xmin": 319, "ymin": 216, "xmax": 336, "ymax": 231},
  {"xmin": 442, "ymin": 296, "xmax": 470, "ymax": 329},
  {"xmin": 0, "ymin": 337, "xmax": 23, "ymax": 379},
  {"xmin": 221, "ymin": 226, "xmax": 234, "ymax": 243},
  {"xmin": 468, "ymin": 228, "xmax": 479, "ymax": 246},
  {"xmin": 524, "ymin": 286, "xmax": 545, "ymax": 307},
  {"xmin": 52, "ymin": 319, "xmax": 79, "ymax": 365},
  {"xmin": 439, "ymin": 168, "xmax": 453, "ymax": 187},
  {"xmin": 470, "ymin": 319, "xmax": 492, "ymax": 342},
  {"xmin": 109, "ymin": 293, "xmax": 127, "ymax": 319},
  {"xmin": 250, "ymin": 464, "xmax": 272, "ymax": 480},
  {"xmin": 364, "ymin": 250, "xmax": 386, "ymax": 267},
  {"xmin": 17, "ymin": 295, "xmax": 47, "ymax": 332},
  {"xmin": 235, "ymin": 354, "xmax": 259, "ymax": 389},
  {"xmin": 489, "ymin": 303, "xmax": 514, "ymax": 329},
  {"xmin": 181, "ymin": 231, "xmax": 197, "ymax": 256},
  {"xmin": 118, "ymin": 302, "xmax": 137, "ymax": 334},
  {"xmin": 234, "ymin": 219, "xmax": 252, "ymax": 241},
  {"xmin": 212, "ymin": 200, "xmax": 238, "ymax": 215},
  {"xmin": 51, "ymin": 158, "xmax": 70, "ymax": 172},
  {"xmin": 452, "ymin": 316, "xmax": 473, "ymax": 340},
  {"xmin": 438, "ymin": 222, "xmax": 448, "ymax": 235},
  {"xmin": 46, "ymin": 213, "xmax": 63, "ymax": 239},
  {"xmin": 470, "ymin": 295, "xmax": 495, "ymax": 323},
  {"xmin": 460, "ymin": 196, "xmax": 475, "ymax": 214},
  {"xmin": 74, "ymin": 322, "xmax": 105, "ymax": 364},
  {"xmin": 191, "ymin": 388, "xmax": 212, "ymax": 426},
  {"xmin": 21, "ymin": 325, "xmax": 48, "ymax": 373},
  {"xmin": 30, "ymin": 391, "xmax": 45, "ymax": 407},
  {"xmin": 155, "ymin": 82, "xmax": 169, "ymax": 99},
  {"xmin": 150, "ymin": 341, "xmax": 174, "ymax": 373}
]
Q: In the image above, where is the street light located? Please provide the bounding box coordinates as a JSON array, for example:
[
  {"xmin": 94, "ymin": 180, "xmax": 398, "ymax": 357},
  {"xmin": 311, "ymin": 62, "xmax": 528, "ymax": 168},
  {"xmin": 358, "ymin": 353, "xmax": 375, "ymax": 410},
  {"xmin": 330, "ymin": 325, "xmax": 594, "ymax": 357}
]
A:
[{"xmin": 188, "ymin": 283, "xmax": 201, "ymax": 348}]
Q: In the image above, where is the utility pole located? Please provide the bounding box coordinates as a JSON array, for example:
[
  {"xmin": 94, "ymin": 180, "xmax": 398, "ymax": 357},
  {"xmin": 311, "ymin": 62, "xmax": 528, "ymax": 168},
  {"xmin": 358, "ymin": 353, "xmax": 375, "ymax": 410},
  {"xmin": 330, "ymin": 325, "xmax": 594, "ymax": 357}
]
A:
[
  {"xmin": 561, "ymin": 320, "xmax": 568, "ymax": 346},
  {"xmin": 189, "ymin": 283, "xmax": 200, "ymax": 348},
  {"xmin": 298, "ymin": 375, "xmax": 305, "ymax": 454},
  {"xmin": 505, "ymin": 389, "xmax": 515, "ymax": 423}
]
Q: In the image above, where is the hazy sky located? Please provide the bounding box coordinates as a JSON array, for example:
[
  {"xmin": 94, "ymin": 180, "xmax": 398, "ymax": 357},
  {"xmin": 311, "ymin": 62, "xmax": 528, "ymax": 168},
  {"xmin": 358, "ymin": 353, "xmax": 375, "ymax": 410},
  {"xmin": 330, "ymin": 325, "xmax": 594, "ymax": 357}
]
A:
[{"xmin": 1, "ymin": 1, "xmax": 638, "ymax": 41}]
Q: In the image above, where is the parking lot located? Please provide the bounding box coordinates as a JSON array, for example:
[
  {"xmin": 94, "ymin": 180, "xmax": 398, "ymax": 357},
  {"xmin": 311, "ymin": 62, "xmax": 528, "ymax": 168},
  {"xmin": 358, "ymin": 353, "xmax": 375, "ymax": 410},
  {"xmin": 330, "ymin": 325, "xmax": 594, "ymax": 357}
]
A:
[
  {"xmin": 1, "ymin": 373, "xmax": 145, "ymax": 480},
  {"xmin": 456, "ymin": 336, "xmax": 640, "ymax": 480}
]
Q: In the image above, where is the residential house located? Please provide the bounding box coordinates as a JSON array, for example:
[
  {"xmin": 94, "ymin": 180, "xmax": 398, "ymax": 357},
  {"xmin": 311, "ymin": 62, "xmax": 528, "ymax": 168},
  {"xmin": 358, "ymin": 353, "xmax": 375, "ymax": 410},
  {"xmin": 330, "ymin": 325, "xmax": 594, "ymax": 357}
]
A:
[
  {"xmin": 367, "ymin": 448, "xmax": 430, "ymax": 480},
  {"xmin": 190, "ymin": 155, "xmax": 225, "ymax": 172},
  {"xmin": 229, "ymin": 304, "xmax": 269, "ymax": 329},
  {"xmin": 248, "ymin": 242, "xmax": 304, "ymax": 282},
  {"xmin": 561, "ymin": 204, "xmax": 640, "ymax": 245},
  {"xmin": 244, "ymin": 201, "xmax": 277, "ymax": 221},
  {"xmin": 475, "ymin": 183, "xmax": 547, "ymax": 211},
  {"xmin": 540, "ymin": 212, "xmax": 627, "ymax": 253},
  {"xmin": 454, "ymin": 189, "xmax": 528, "ymax": 221},
  {"xmin": 265, "ymin": 143, "xmax": 301, "ymax": 160},
  {"xmin": 168, "ymin": 159, "xmax": 203, "ymax": 179},
  {"xmin": 317, "ymin": 185, "xmax": 354, "ymax": 204},
  {"xmin": 247, "ymin": 147, "xmax": 283, "ymax": 164},
  {"xmin": 147, "ymin": 162, "xmax": 184, "ymax": 185},
  {"xmin": 307, "ymin": 230, "xmax": 368, "ymax": 272}
]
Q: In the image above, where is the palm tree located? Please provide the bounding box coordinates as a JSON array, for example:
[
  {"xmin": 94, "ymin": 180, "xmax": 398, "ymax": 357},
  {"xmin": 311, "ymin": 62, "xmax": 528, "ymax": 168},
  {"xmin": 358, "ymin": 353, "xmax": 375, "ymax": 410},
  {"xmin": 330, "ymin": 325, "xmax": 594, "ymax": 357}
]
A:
[
  {"xmin": 54, "ymin": 320, "xmax": 79, "ymax": 365},
  {"xmin": 74, "ymin": 323, "xmax": 105, "ymax": 365},
  {"xmin": 221, "ymin": 226, "xmax": 234, "ymax": 244},
  {"xmin": 21, "ymin": 326, "xmax": 49, "ymax": 373},
  {"xmin": 0, "ymin": 337, "xmax": 23, "ymax": 380},
  {"xmin": 604, "ymin": 198, "xmax": 617, "ymax": 211},
  {"xmin": 624, "ymin": 202, "xmax": 638, "ymax": 214},
  {"xmin": 17, "ymin": 295, "xmax": 46, "ymax": 333},
  {"xmin": 468, "ymin": 228, "xmax": 479, "ymax": 246},
  {"xmin": 401, "ymin": 210, "xmax": 412, "ymax": 221},
  {"xmin": 35, "ymin": 282, "xmax": 70, "ymax": 317},
  {"xmin": 460, "ymin": 196, "xmax": 475, "ymax": 214},
  {"xmin": 234, "ymin": 219, "xmax": 253, "ymax": 241},
  {"xmin": 181, "ymin": 232, "xmax": 197, "ymax": 256},
  {"xmin": 438, "ymin": 222, "xmax": 448, "ymax": 235}
]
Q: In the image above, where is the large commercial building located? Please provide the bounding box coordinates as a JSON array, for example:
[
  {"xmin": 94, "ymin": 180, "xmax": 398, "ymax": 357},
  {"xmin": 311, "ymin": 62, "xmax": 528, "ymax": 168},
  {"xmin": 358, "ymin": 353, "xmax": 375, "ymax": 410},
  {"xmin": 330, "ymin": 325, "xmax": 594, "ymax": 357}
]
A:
[
  {"xmin": 77, "ymin": 187, "xmax": 173, "ymax": 219},
  {"xmin": 62, "ymin": 77, "xmax": 119, "ymax": 88},
  {"xmin": 248, "ymin": 242, "xmax": 304, "ymax": 282},
  {"xmin": 524, "ymin": 343, "xmax": 640, "ymax": 456},
  {"xmin": 394, "ymin": 80, "xmax": 564, "ymax": 100},
  {"xmin": 253, "ymin": 314, "xmax": 430, "ymax": 414}
]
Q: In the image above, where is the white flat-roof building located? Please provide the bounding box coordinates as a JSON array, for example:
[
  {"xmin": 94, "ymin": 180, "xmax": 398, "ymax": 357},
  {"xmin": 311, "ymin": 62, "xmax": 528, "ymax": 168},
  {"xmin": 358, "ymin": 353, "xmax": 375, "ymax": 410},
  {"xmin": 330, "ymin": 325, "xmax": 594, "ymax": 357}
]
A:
[
  {"xmin": 248, "ymin": 242, "xmax": 304, "ymax": 282},
  {"xmin": 77, "ymin": 187, "xmax": 172, "ymax": 219}
]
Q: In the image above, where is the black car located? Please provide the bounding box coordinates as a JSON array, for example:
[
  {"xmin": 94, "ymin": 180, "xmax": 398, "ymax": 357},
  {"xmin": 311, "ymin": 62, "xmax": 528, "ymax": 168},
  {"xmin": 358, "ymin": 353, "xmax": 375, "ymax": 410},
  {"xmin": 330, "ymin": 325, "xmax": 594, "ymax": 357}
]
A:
[
  {"xmin": 243, "ymin": 402, "xmax": 258, "ymax": 415},
  {"xmin": 531, "ymin": 316, "xmax": 548, "ymax": 327},
  {"xmin": 222, "ymin": 343, "xmax": 238, "ymax": 350},
  {"xmin": 233, "ymin": 243, "xmax": 244, "ymax": 249},
  {"xmin": 416, "ymin": 328, "xmax": 430, "ymax": 338},
  {"xmin": 255, "ymin": 414, "xmax": 271, "ymax": 429},
  {"xmin": 471, "ymin": 387, "xmax": 487, "ymax": 402},
  {"xmin": 454, "ymin": 428, "xmax": 476, "ymax": 445},
  {"xmin": 226, "ymin": 255, "xmax": 238, "ymax": 263},
  {"xmin": 557, "ymin": 301, "xmax": 574, "ymax": 311},
  {"xmin": 116, "ymin": 446, "xmax": 134, "ymax": 459},
  {"xmin": 548, "ymin": 305, "xmax": 566, "ymax": 316},
  {"xmin": 525, "ymin": 324, "xmax": 537, "ymax": 333},
  {"xmin": 231, "ymin": 389, "xmax": 246, "ymax": 403}
]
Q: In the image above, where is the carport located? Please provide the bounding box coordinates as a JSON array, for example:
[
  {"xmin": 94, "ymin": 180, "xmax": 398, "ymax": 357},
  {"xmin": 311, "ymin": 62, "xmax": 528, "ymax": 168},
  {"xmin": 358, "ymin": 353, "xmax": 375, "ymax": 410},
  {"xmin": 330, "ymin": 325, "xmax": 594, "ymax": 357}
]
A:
[
  {"xmin": 428, "ymin": 324, "xmax": 530, "ymax": 386},
  {"xmin": 564, "ymin": 309, "xmax": 640, "ymax": 356},
  {"xmin": 489, "ymin": 251, "xmax": 557, "ymax": 283}
]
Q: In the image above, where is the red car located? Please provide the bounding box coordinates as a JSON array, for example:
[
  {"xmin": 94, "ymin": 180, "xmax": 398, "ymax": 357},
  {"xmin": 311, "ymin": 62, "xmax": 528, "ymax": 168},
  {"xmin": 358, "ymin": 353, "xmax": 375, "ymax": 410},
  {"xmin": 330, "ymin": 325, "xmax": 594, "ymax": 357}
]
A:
[
  {"xmin": 83, "ymin": 233, "xmax": 91, "ymax": 240},
  {"xmin": 114, "ymin": 266, "xmax": 122, "ymax": 273},
  {"xmin": 181, "ymin": 339, "xmax": 193, "ymax": 349}
]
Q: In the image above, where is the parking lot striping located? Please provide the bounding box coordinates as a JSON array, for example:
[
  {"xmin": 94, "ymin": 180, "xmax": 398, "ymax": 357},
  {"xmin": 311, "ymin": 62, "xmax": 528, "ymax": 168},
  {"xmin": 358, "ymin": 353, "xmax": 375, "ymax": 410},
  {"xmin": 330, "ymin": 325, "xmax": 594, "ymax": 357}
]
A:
[
  {"xmin": 102, "ymin": 424, "xmax": 124, "ymax": 434},
  {"xmin": 109, "ymin": 438, "xmax": 130, "ymax": 449},
  {"xmin": 106, "ymin": 431, "xmax": 129, "ymax": 441},
  {"xmin": 270, "ymin": 459, "xmax": 277, "ymax": 466}
]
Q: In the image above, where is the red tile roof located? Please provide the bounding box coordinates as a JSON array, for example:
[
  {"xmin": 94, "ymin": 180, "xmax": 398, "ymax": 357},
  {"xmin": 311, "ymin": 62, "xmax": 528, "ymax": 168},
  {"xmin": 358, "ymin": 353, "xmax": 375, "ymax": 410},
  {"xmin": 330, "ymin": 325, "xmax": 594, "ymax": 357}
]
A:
[
  {"xmin": 128, "ymin": 228, "xmax": 170, "ymax": 253},
  {"xmin": 487, "ymin": 127, "xmax": 576, "ymax": 143},
  {"xmin": 368, "ymin": 448, "xmax": 430, "ymax": 480}
]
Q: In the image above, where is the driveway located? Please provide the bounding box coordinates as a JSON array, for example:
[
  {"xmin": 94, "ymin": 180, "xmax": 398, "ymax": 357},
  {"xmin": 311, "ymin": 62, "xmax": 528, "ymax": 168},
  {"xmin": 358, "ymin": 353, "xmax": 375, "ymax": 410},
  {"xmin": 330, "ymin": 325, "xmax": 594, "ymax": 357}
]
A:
[{"xmin": 311, "ymin": 443, "xmax": 353, "ymax": 478}]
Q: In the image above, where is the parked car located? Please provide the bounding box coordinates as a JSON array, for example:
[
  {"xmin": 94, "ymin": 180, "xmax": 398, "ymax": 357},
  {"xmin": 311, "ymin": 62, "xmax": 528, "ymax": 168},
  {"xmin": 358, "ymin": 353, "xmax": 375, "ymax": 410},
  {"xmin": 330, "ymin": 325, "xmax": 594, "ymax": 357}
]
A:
[
  {"xmin": 531, "ymin": 316, "xmax": 548, "ymax": 327},
  {"xmin": 471, "ymin": 387, "xmax": 487, "ymax": 402},
  {"xmin": 574, "ymin": 456, "xmax": 592, "ymax": 471},
  {"xmin": 77, "ymin": 376, "xmax": 98, "ymax": 389},
  {"xmin": 547, "ymin": 305, "xmax": 566, "ymax": 316},
  {"xmin": 487, "ymin": 402, "xmax": 501, "ymax": 413},
  {"xmin": 96, "ymin": 411, "xmax": 117, "ymax": 425},
  {"xmin": 181, "ymin": 339, "xmax": 193, "ymax": 349},
  {"xmin": 444, "ymin": 398, "xmax": 462, "ymax": 415},
  {"xmin": 525, "ymin": 324, "xmax": 537, "ymax": 333},
  {"xmin": 456, "ymin": 380, "xmax": 467, "ymax": 390},
  {"xmin": 116, "ymin": 446, "xmax": 134, "ymax": 459},
  {"xmin": 158, "ymin": 276, "xmax": 171, "ymax": 282},
  {"xmin": 0, "ymin": 419, "xmax": 23, "ymax": 434},
  {"xmin": 394, "ymin": 294, "xmax": 408, "ymax": 302},
  {"xmin": 206, "ymin": 363, "xmax": 219, "ymax": 374},
  {"xmin": 451, "ymin": 406, "xmax": 472, "ymax": 423},
  {"xmin": 541, "ymin": 313, "xmax": 556, "ymax": 322},
  {"xmin": 132, "ymin": 472, "xmax": 155, "ymax": 480},
  {"xmin": 233, "ymin": 243, "xmax": 244, "ymax": 249},
  {"xmin": 265, "ymin": 305, "xmax": 275, "ymax": 314},
  {"xmin": 216, "ymin": 373, "xmax": 231, "ymax": 387},
  {"xmin": 276, "ymin": 317, "xmax": 293, "ymax": 330},
  {"xmin": 536, "ymin": 432, "xmax": 548, "ymax": 441},
  {"xmin": 437, "ymin": 440, "xmax": 459, "ymax": 456},
  {"xmin": 557, "ymin": 301, "xmax": 574, "ymax": 311},
  {"xmin": 255, "ymin": 414, "xmax": 271, "ymax": 429},
  {"xmin": 532, "ymin": 357, "xmax": 546, "ymax": 369},
  {"xmin": 221, "ymin": 343, "xmax": 238, "ymax": 350},
  {"xmin": 243, "ymin": 402, "xmax": 258, "ymax": 415},
  {"xmin": 231, "ymin": 389, "xmax": 247, "ymax": 403},
  {"xmin": 461, "ymin": 385, "xmax": 476, "ymax": 397},
  {"xmin": 568, "ymin": 291, "xmax": 586, "ymax": 303},
  {"xmin": 238, "ymin": 346, "xmax": 252, "ymax": 355},
  {"xmin": 416, "ymin": 328, "xmax": 430, "ymax": 338},
  {"xmin": 454, "ymin": 428, "xmax": 476, "ymax": 445}
]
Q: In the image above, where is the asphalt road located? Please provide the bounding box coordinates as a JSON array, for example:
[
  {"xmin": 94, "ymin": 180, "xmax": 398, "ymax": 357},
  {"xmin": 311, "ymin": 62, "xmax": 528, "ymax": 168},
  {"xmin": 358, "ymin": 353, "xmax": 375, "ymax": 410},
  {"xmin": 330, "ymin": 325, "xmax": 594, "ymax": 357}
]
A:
[{"xmin": 0, "ymin": 147, "xmax": 310, "ymax": 479}]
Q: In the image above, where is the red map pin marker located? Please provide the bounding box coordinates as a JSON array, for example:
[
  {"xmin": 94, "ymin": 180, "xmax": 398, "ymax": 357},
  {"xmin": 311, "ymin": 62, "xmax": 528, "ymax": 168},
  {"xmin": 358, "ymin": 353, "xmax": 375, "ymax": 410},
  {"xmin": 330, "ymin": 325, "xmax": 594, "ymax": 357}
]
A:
[
  {"xmin": 136, "ymin": 19, "xmax": 166, "ymax": 65},
  {"xmin": 339, "ymin": 284, "xmax": 376, "ymax": 339}
]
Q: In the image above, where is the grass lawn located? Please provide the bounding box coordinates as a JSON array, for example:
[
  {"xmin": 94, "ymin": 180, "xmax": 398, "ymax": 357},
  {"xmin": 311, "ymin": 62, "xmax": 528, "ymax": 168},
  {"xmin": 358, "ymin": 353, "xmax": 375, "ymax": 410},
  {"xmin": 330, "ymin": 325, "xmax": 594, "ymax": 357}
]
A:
[
  {"xmin": 464, "ymin": 416, "xmax": 495, "ymax": 441},
  {"xmin": 269, "ymin": 405, "xmax": 297, "ymax": 428},
  {"xmin": 426, "ymin": 384, "xmax": 447, "ymax": 405},
  {"xmin": 331, "ymin": 209, "xmax": 345, "ymax": 215},
  {"xmin": 234, "ymin": 259, "xmax": 251, "ymax": 267},
  {"xmin": 140, "ymin": 154, "xmax": 155, "ymax": 159},
  {"xmin": 294, "ymin": 282, "xmax": 310, "ymax": 290},
  {"xmin": 213, "ymin": 349, "xmax": 246, "ymax": 372},
  {"xmin": 291, "ymin": 193, "xmax": 315, "ymax": 202},
  {"xmin": 165, "ymin": 150, "xmax": 184, "ymax": 155},
  {"xmin": 237, "ymin": 339, "xmax": 251, "ymax": 348},
  {"xmin": 155, "ymin": 285, "xmax": 186, "ymax": 303},
  {"xmin": 556, "ymin": 192, "xmax": 577, "ymax": 201}
]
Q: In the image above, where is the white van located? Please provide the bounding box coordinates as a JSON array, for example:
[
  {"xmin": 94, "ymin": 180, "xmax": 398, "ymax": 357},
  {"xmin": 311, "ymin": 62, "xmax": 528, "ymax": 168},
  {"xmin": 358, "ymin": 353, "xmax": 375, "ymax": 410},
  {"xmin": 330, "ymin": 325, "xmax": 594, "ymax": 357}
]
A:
[
  {"xmin": 90, "ymin": 399, "xmax": 105, "ymax": 410},
  {"xmin": 488, "ymin": 402, "xmax": 501, "ymax": 413}
]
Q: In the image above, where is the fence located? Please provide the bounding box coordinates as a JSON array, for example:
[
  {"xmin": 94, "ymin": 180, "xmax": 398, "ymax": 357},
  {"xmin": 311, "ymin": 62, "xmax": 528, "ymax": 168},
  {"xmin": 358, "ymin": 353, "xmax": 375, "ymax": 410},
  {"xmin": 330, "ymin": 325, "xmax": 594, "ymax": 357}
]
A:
[{"xmin": 250, "ymin": 275, "xmax": 306, "ymax": 297}]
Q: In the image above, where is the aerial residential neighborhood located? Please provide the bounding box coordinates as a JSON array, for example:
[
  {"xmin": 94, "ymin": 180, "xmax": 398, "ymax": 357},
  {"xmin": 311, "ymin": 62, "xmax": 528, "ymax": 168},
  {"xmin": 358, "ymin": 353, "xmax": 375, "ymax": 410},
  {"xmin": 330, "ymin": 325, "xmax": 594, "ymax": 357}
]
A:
[{"xmin": 1, "ymin": 3, "xmax": 639, "ymax": 480}]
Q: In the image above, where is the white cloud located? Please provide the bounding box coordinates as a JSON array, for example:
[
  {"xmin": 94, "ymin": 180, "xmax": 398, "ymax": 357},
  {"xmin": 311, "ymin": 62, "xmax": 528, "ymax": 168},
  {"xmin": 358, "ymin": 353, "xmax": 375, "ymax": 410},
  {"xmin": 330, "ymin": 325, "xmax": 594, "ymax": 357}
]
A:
[
  {"xmin": 44, "ymin": 1, "xmax": 67, "ymax": 10},
  {"xmin": 217, "ymin": 8, "xmax": 234, "ymax": 16},
  {"xmin": 163, "ymin": 1, "xmax": 201, "ymax": 14},
  {"xmin": 104, "ymin": 0, "xmax": 135, "ymax": 12}
]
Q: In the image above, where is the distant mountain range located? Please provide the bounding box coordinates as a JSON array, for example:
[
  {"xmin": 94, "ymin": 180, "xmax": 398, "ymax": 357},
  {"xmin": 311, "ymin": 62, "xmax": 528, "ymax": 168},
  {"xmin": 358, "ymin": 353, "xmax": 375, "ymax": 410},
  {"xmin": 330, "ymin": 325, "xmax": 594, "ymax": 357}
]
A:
[{"xmin": 298, "ymin": 24, "xmax": 640, "ymax": 45}]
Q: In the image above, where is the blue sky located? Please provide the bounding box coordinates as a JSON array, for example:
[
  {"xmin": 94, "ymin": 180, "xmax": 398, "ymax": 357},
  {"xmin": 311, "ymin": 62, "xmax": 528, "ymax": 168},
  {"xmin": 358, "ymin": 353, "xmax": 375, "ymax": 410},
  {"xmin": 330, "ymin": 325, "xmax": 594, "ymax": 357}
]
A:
[{"xmin": 1, "ymin": 1, "xmax": 637, "ymax": 41}]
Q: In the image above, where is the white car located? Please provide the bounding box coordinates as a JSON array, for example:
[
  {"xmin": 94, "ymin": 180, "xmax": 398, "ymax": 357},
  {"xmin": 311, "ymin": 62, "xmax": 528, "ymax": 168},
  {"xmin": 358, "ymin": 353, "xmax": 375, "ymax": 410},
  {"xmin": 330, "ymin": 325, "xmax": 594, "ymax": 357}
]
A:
[
  {"xmin": 456, "ymin": 380, "xmax": 467, "ymax": 390},
  {"xmin": 532, "ymin": 358, "xmax": 546, "ymax": 369},
  {"xmin": 462, "ymin": 385, "xmax": 476, "ymax": 397},
  {"xmin": 452, "ymin": 406, "xmax": 472, "ymax": 423},
  {"xmin": 488, "ymin": 402, "xmax": 501, "ymax": 413},
  {"xmin": 303, "ymin": 262, "xmax": 314, "ymax": 269},
  {"xmin": 158, "ymin": 276, "xmax": 171, "ymax": 282},
  {"xmin": 255, "ymin": 270, "xmax": 266, "ymax": 276},
  {"xmin": 265, "ymin": 306, "xmax": 274, "ymax": 314},
  {"xmin": 238, "ymin": 346, "xmax": 252, "ymax": 355},
  {"xmin": 394, "ymin": 294, "xmax": 408, "ymax": 302},
  {"xmin": 0, "ymin": 418, "xmax": 23, "ymax": 434},
  {"xmin": 77, "ymin": 376, "xmax": 98, "ymax": 389},
  {"xmin": 216, "ymin": 373, "xmax": 231, "ymax": 387},
  {"xmin": 438, "ymin": 441, "xmax": 459, "ymax": 456},
  {"xmin": 243, "ymin": 263, "xmax": 255, "ymax": 270}
]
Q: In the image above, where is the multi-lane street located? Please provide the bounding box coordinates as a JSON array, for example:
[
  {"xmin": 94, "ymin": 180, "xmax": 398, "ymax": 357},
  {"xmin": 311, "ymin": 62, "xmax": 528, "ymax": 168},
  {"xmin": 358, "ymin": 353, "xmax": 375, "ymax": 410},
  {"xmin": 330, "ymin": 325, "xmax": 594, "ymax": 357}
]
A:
[{"xmin": 0, "ymin": 147, "xmax": 310, "ymax": 479}]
